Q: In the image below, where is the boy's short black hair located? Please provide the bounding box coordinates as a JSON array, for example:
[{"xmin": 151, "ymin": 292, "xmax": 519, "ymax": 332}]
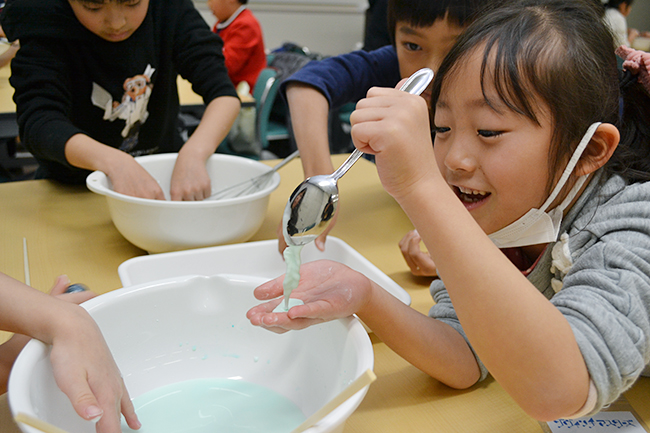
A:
[
  {"xmin": 387, "ymin": 0, "xmax": 490, "ymax": 43},
  {"xmin": 604, "ymin": 0, "xmax": 634, "ymax": 8},
  {"xmin": 238, "ymin": 0, "xmax": 248, "ymax": 4},
  {"xmin": 70, "ymin": 0, "xmax": 143, "ymax": 3}
]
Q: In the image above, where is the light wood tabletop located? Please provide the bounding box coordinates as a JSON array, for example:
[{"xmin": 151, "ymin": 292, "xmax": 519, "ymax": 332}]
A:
[
  {"xmin": 0, "ymin": 46, "xmax": 15, "ymax": 114},
  {"xmin": 0, "ymin": 154, "xmax": 648, "ymax": 432}
]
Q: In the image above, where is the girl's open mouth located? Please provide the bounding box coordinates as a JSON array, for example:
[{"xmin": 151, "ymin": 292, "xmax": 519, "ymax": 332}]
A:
[{"xmin": 454, "ymin": 186, "xmax": 491, "ymax": 208}]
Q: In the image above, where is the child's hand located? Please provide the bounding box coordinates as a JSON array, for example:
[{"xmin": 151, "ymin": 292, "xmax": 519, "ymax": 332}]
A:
[
  {"xmin": 169, "ymin": 151, "xmax": 212, "ymax": 201},
  {"xmin": 616, "ymin": 45, "xmax": 650, "ymax": 93},
  {"xmin": 246, "ymin": 260, "xmax": 373, "ymax": 333},
  {"xmin": 48, "ymin": 305, "xmax": 140, "ymax": 433},
  {"xmin": 0, "ymin": 276, "xmax": 96, "ymax": 394},
  {"xmin": 108, "ymin": 156, "xmax": 165, "ymax": 200},
  {"xmin": 350, "ymin": 84, "xmax": 438, "ymax": 201},
  {"xmin": 49, "ymin": 275, "xmax": 95, "ymax": 304},
  {"xmin": 399, "ymin": 230, "xmax": 438, "ymax": 278},
  {"xmin": 49, "ymin": 277, "xmax": 140, "ymax": 432}
]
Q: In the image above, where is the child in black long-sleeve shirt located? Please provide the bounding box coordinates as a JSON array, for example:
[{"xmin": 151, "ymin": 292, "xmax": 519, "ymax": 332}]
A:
[{"xmin": 1, "ymin": 0, "xmax": 240, "ymax": 201}]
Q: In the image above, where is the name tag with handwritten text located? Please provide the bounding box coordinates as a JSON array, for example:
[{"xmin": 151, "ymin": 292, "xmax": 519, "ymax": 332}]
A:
[{"xmin": 546, "ymin": 412, "xmax": 646, "ymax": 432}]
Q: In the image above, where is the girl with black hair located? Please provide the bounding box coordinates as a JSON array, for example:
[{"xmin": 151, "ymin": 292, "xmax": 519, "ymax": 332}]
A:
[{"xmin": 248, "ymin": 0, "xmax": 650, "ymax": 421}]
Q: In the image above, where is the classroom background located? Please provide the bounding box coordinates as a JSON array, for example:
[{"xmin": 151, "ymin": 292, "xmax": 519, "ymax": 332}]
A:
[
  {"xmin": 196, "ymin": 0, "xmax": 370, "ymax": 56},
  {"xmin": 192, "ymin": 0, "xmax": 650, "ymax": 56}
]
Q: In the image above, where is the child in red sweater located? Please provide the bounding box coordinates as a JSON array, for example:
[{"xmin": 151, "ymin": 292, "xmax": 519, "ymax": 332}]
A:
[{"xmin": 208, "ymin": 0, "xmax": 267, "ymax": 92}]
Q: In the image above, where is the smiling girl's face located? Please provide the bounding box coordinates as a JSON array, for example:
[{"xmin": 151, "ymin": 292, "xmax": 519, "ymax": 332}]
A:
[
  {"xmin": 432, "ymin": 49, "xmax": 556, "ymax": 237},
  {"xmin": 68, "ymin": 0, "xmax": 149, "ymax": 42}
]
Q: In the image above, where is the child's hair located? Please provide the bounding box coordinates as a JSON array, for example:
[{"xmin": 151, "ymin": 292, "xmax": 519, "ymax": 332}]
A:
[
  {"xmin": 430, "ymin": 0, "xmax": 650, "ymax": 188},
  {"xmin": 70, "ymin": 0, "xmax": 142, "ymax": 4},
  {"xmin": 604, "ymin": 0, "xmax": 634, "ymax": 9},
  {"xmin": 386, "ymin": 0, "xmax": 488, "ymax": 44}
]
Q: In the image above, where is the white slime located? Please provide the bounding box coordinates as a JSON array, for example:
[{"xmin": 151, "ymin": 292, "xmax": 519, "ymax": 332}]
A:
[{"xmin": 274, "ymin": 244, "xmax": 304, "ymax": 312}]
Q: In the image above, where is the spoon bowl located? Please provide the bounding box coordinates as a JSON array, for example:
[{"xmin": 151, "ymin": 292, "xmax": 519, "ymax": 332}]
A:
[{"xmin": 283, "ymin": 68, "xmax": 434, "ymax": 247}]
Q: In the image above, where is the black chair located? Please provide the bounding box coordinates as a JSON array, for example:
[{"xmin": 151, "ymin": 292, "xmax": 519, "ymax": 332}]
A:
[{"xmin": 0, "ymin": 112, "xmax": 36, "ymax": 181}]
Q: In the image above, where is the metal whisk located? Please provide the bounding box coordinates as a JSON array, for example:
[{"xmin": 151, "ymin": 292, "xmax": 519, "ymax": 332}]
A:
[{"xmin": 206, "ymin": 150, "xmax": 299, "ymax": 200}]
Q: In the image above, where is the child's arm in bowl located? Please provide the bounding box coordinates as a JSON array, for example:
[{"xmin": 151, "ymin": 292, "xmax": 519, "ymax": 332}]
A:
[{"xmin": 0, "ymin": 273, "xmax": 140, "ymax": 433}]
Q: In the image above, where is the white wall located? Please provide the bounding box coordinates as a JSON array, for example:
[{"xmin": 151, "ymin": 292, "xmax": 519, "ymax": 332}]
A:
[
  {"xmin": 195, "ymin": 0, "xmax": 650, "ymax": 56},
  {"xmin": 628, "ymin": 0, "xmax": 650, "ymax": 33},
  {"xmin": 194, "ymin": 1, "xmax": 368, "ymax": 56},
  {"xmin": 195, "ymin": 0, "xmax": 367, "ymax": 56}
]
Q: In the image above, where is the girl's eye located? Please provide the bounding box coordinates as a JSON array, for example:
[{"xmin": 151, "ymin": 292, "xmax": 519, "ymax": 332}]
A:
[
  {"xmin": 432, "ymin": 126, "xmax": 450, "ymax": 135},
  {"xmin": 403, "ymin": 42, "xmax": 422, "ymax": 52},
  {"xmin": 126, "ymin": 0, "xmax": 142, "ymax": 7},
  {"xmin": 477, "ymin": 130, "xmax": 503, "ymax": 138}
]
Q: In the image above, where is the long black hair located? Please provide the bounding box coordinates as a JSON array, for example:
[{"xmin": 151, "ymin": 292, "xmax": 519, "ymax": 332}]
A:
[{"xmin": 430, "ymin": 0, "xmax": 650, "ymax": 187}]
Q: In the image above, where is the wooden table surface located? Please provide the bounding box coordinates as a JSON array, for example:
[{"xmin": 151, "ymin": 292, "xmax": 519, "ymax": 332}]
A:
[
  {"xmin": 0, "ymin": 61, "xmax": 14, "ymax": 114},
  {"xmin": 0, "ymin": 154, "xmax": 648, "ymax": 432}
]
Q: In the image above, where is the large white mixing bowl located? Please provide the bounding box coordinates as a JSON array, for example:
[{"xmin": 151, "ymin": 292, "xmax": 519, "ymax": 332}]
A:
[
  {"xmin": 9, "ymin": 274, "xmax": 374, "ymax": 433},
  {"xmin": 86, "ymin": 153, "xmax": 280, "ymax": 253}
]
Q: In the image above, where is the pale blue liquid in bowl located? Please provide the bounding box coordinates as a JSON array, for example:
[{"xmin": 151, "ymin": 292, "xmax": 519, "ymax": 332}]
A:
[{"xmin": 122, "ymin": 378, "xmax": 305, "ymax": 433}]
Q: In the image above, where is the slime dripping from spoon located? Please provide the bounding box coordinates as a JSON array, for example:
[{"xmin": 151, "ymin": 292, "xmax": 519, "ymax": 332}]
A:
[
  {"xmin": 273, "ymin": 206, "xmax": 306, "ymax": 313},
  {"xmin": 276, "ymin": 68, "xmax": 435, "ymax": 312},
  {"xmin": 274, "ymin": 244, "xmax": 304, "ymax": 312}
]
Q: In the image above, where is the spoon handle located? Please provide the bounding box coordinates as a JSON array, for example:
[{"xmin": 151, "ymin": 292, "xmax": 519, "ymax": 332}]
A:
[
  {"xmin": 331, "ymin": 149, "xmax": 363, "ymax": 180},
  {"xmin": 329, "ymin": 67, "xmax": 434, "ymax": 182}
]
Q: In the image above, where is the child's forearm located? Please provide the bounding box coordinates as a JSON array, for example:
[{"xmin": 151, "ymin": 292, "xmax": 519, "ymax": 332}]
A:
[
  {"xmin": 180, "ymin": 95, "xmax": 240, "ymax": 159},
  {"xmin": 65, "ymin": 133, "xmax": 165, "ymax": 199},
  {"xmin": 64, "ymin": 133, "xmax": 131, "ymax": 174},
  {"xmin": 0, "ymin": 273, "xmax": 81, "ymax": 345},
  {"xmin": 397, "ymin": 180, "xmax": 590, "ymax": 420},
  {"xmin": 357, "ymin": 280, "xmax": 481, "ymax": 389},
  {"xmin": 286, "ymin": 84, "xmax": 335, "ymax": 178}
]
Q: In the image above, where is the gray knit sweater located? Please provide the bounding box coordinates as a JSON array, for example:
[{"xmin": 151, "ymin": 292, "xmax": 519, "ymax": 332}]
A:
[{"xmin": 429, "ymin": 171, "xmax": 650, "ymax": 413}]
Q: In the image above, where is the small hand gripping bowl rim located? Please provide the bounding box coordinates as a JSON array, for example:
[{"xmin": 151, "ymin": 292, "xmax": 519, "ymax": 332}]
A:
[
  {"xmin": 8, "ymin": 273, "xmax": 374, "ymax": 433},
  {"xmin": 86, "ymin": 153, "xmax": 281, "ymax": 254}
]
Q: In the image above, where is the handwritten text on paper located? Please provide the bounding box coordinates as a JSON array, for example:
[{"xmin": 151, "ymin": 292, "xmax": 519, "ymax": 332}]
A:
[{"xmin": 548, "ymin": 412, "xmax": 646, "ymax": 432}]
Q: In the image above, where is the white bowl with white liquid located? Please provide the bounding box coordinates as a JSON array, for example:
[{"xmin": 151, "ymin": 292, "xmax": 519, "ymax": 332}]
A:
[{"xmin": 8, "ymin": 274, "xmax": 374, "ymax": 433}]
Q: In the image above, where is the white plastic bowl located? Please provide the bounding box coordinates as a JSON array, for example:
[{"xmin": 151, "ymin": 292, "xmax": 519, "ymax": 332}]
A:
[
  {"xmin": 9, "ymin": 274, "xmax": 374, "ymax": 433},
  {"xmin": 86, "ymin": 153, "xmax": 280, "ymax": 253}
]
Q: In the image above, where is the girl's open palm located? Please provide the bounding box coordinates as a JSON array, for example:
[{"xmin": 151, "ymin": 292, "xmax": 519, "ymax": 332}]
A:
[{"xmin": 246, "ymin": 260, "xmax": 373, "ymax": 333}]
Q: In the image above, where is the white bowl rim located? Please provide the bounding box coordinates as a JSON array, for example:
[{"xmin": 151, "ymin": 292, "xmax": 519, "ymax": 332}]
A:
[
  {"xmin": 7, "ymin": 338, "xmax": 47, "ymax": 426},
  {"xmin": 85, "ymin": 153, "xmax": 280, "ymax": 207},
  {"xmin": 8, "ymin": 274, "xmax": 375, "ymax": 433}
]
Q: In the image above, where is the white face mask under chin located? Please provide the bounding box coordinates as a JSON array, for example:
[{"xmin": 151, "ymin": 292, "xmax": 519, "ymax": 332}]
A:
[{"xmin": 487, "ymin": 122, "xmax": 601, "ymax": 249}]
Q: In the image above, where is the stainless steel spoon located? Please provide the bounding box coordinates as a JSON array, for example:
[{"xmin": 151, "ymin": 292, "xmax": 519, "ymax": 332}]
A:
[{"xmin": 282, "ymin": 67, "xmax": 434, "ymax": 246}]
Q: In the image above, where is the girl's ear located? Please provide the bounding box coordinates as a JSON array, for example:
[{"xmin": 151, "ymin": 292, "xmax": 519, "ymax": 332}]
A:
[{"xmin": 575, "ymin": 123, "xmax": 620, "ymax": 177}]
